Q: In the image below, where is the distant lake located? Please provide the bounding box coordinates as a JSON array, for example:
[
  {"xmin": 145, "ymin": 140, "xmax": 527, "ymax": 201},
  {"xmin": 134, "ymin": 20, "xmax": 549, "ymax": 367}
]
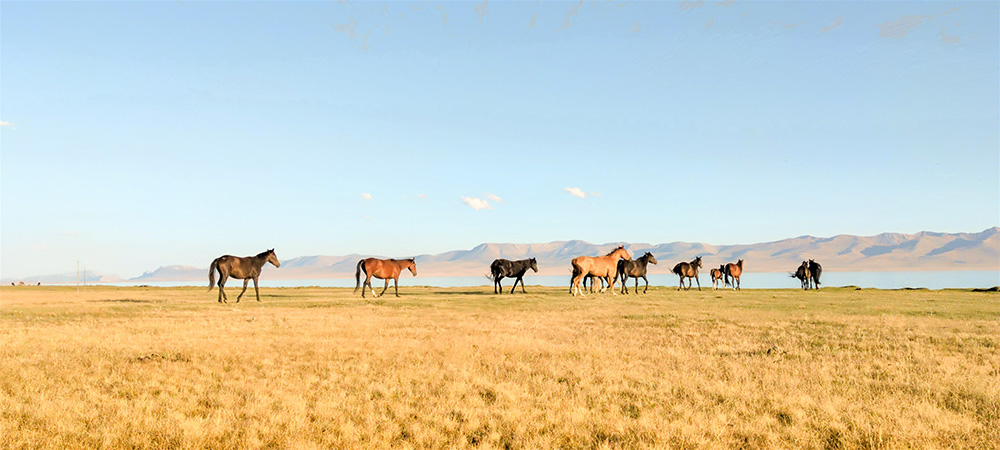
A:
[{"xmin": 108, "ymin": 271, "xmax": 999, "ymax": 290}]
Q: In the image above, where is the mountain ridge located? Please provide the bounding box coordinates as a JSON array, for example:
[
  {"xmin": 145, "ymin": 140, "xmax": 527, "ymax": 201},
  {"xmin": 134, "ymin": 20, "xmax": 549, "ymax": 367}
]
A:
[{"xmin": 3, "ymin": 228, "xmax": 997, "ymax": 283}]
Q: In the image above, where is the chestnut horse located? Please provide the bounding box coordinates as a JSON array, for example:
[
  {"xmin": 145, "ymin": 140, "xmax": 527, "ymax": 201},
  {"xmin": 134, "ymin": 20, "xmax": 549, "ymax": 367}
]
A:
[
  {"xmin": 570, "ymin": 245, "xmax": 631, "ymax": 296},
  {"xmin": 672, "ymin": 256, "xmax": 703, "ymax": 290},
  {"xmin": 618, "ymin": 252, "xmax": 658, "ymax": 294},
  {"xmin": 355, "ymin": 258, "xmax": 417, "ymax": 298},
  {"xmin": 711, "ymin": 265, "xmax": 726, "ymax": 290},
  {"xmin": 724, "ymin": 259, "xmax": 744, "ymax": 290},
  {"xmin": 208, "ymin": 249, "xmax": 280, "ymax": 303}
]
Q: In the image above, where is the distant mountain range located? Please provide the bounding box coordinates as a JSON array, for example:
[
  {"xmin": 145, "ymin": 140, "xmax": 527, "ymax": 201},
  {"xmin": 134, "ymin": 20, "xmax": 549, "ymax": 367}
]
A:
[{"xmin": 4, "ymin": 228, "xmax": 997, "ymax": 284}]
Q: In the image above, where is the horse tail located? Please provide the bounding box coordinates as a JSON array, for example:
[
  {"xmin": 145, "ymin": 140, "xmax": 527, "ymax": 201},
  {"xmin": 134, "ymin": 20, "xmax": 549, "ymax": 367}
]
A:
[
  {"xmin": 354, "ymin": 259, "xmax": 365, "ymax": 293},
  {"xmin": 672, "ymin": 263, "xmax": 683, "ymax": 275},
  {"xmin": 208, "ymin": 258, "xmax": 219, "ymax": 291}
]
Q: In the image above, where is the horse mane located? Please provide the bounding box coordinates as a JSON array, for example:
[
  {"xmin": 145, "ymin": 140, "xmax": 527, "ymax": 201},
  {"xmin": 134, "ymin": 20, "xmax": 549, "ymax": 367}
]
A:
[
  {"xmin": 254, "ymin": 249, "xmax": 272, "ymax": 259},
  {"xmin": 604, "ymin": 245, "xmax": 625, "ymax": 256}
]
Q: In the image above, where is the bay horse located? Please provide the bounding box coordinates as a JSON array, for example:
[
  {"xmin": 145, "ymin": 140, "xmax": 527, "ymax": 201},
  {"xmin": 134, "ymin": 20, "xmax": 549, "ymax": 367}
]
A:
[
  {"xmin": 809, "ymin": 259, "xmax": 822, "ymax": 289},
  {"xmin": 355, "ymin": 258, "xmax": 417, "ymax": 298},
  {"xmin": 570, "ymin": 245, "xmax": 631, "ymax": 296},
  {"xmin": 710, "ymin": 265, "xmax": 726, "ymax": 290},
  {"xmin": 490, "ymin": 258, "xmax": 538, "ymax": 294},
  {"xmin": 724, "ymin": 259, "xmax": 744, "ymax": 290},
  {"xmin": 618, "ymin": 252, "xmax": 658, "ymax": 294},
  {"xmin": 208, "ymin": 249, "xmax": 280, "ymax": 303},
  {"xmin": 672, "ymin": 256, "xmax": 703, "ymax": 290},
  {"xmin": 792, "ymin": 261, "xmax": 811, "ymax": 290}
]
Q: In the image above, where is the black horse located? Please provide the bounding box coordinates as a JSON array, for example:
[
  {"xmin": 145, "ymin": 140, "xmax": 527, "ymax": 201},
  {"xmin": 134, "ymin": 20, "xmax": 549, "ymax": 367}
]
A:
[
  {"xmin": 809, "ymin": 259, "xmax": 822, "ymax": 289},
  {"xmin": 490, "ymin": 258, "xmax": 538, "ymax": 294},
  {"xmin": 618, "ymin": 252, "xmax": 658, "ymax": 294}
]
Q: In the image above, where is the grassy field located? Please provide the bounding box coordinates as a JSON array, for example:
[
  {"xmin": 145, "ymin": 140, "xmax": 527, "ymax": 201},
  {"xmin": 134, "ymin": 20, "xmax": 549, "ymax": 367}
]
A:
[{"xmin": 1, "ymin": 284, "xmax": 997, "ymax": 449}]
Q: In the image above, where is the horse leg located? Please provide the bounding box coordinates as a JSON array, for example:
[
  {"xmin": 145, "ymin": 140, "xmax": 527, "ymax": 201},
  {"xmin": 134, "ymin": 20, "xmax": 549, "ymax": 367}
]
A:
[
  {"xmin": 695, "ymin": 276, "xmax": 701, "ymax": 291},
  {"xmin": 379, "ymin": 279, "xmax": 390, "ymax": 297},
  {"xmin": 253, "ymin": 277, "xmax": 261, "ymax": 301},
  {"xmin": 362, "ymin": 275, "xmax": 372, "ymax": 298},
  {"xmin": 393, "ymin": 278, "xmax": 399, "ymax": 298},
  {"xmin": 236, "ymin": 279, "xmax": 249, "ymax": 303},
  {"xmin": 640, "ymin": 276, "xmax": 645, "ymax": 294},
  {"xmin": 218, "ymin": 274, "xmax": 227, "ymax": 303},
  {"xmin": 678, "ymin": 275, "xmax": 683, "ymax": 291},
  {"xmin": 495, "ymin": 276, "xmax": 501, "ymax": 295},
  {"xmin": 622, "ymin": 275, "xmax": 628, "ymax": 294}
]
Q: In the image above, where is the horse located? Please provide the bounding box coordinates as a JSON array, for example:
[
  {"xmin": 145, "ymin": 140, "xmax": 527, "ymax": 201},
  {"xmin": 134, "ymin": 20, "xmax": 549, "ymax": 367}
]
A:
[
  {"xmin": 672, "ymin": 256, "xmax": 703, "ymax": 290},
  {"xmin": 724, "ymin": 259, "xmax": 744, "ymax": 290},
  {"xmin": 710, "ymin": 265, "xmax": 726, "ymax": 290},
  {"xmin": 570, "ymin": 245, "xmax": 631, "ymax": 296},
  {"xmin": 355, "ymin": 258, "xmax": 417, "ymax": 298},
  {"xmin": 208, "ymin": 249, "xmax": 280, "ymax": 303},
  {"xmin": 808, "ymin": 259, "xmax": 822, "ymax": 289},
  {"xmin": 490, "ymin": 258, "xmax": 538, "ymax": 294},
  {"xmin": 618, "ymin": 252, "xmax": 658, "ymax": 294},
  {"xmin": 791, "ymin": 261, "xmax": 811, "ymax": 290}
]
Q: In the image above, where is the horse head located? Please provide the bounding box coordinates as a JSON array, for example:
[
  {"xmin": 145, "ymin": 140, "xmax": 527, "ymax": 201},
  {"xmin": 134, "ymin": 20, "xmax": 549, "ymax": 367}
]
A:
[
  {"xmin": 644, "ymin": 252, "xmax": 658, "ymax": 265},
  {"xmin": 529, "ymin": 258, "xmax": 538, "ymax": 273},
  {"xmin": 613, "ymin": 245, "xmax": 632, "ymax": 261},
  {"xmin": 407, "ymin": 258, "xmax": 417, "ymax": 276},
  {"xmin": 694, "ymin": 256, "xmax": 702, "ymax": 268},
  {"xmin": 266, "ymin": 249, "xmax": 281, "ymax": 268}
]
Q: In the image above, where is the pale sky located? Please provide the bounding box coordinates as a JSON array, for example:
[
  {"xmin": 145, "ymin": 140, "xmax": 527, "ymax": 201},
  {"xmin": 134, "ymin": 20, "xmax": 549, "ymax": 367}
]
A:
[{"xmin": 2, "ymin": 1, "xmax": 997, "ymax": 279}]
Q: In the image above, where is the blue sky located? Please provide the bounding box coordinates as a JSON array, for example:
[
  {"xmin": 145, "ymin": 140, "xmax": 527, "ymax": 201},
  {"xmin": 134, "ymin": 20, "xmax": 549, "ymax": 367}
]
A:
[{"xmin": 1, "ymin": 1, "xmax": 997, "ymax": 279}]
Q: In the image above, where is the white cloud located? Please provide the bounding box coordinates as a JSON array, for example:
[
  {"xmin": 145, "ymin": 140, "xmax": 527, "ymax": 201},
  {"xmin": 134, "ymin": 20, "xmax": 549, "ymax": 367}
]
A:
[
  {"xmin": 416, "ymin": 194, "xmax": 427, "ymax": 199},
  {"xmin": 461, "ymin": 196, "xmax": 492, "ymax": 211},
  {"xmin": 361, "ymin": 193, "xmax": 372, "ymax": 200},
  {"xmin": 486, "ymin": 192, "xmax": 503, "ymax": 203},
  {"xmin": 0, "ymin": 121, "xmax": 14, "ymax": 129},
  {"xmin": 564, "ymin": 187, "xmax": 587, "ymax": 199}
]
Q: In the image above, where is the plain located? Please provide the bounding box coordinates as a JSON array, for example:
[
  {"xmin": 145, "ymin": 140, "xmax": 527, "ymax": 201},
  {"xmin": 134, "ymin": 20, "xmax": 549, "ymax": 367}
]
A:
[{"xmin": 1, "ymin": 285, "xmax": 998, "ymax": 449}]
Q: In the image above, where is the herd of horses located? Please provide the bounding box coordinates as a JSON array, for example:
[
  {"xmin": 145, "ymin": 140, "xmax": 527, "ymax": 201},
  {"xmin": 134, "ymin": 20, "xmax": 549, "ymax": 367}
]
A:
[{"xmin": 206, "ymin": 248, "xmax": 823, "ymax": 302}]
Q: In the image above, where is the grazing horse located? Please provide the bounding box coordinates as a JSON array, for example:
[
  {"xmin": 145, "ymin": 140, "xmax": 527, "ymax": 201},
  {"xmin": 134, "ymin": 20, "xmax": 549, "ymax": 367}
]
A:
[
  {"xmin": 792, "ymin": 261, "xmax": 811, "ymax": 290},
  {"xmin": 711, "ymin": 265, "xmax": 726, "ymax": 290},
  {"xmin": 355, "ymin": 258, "xmax": 417, "ymax": 298},
  {"xmin": 673, "ymin": 256, "xmax": 703, "ymax": 290},
  {"xmin": 618, "ymin": 252, "xmax": 658, "ymax": 294},
  {"xmin": 570, "ymin": 245, "xmax": 631, "ymax": 296},
  {"xmin": 724, "ymin": 259, "xmax": 744, "ymax": 290},
  {"xmin": 808, "ymin": 259, "xmax": 822, "ymax": 290},
  {"xmin": 491, "ymin": 258, "xmax": 538, "ymax": 294},
  {"xmin": 208, "ymin": 249, "xmax": 281, "ymax": 303}
]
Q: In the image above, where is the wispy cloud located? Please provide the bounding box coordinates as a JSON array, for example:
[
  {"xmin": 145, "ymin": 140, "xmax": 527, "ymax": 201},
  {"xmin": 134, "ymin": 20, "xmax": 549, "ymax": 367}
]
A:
[
  {"xmin": 361, "ymin": 193, "xmax": 372, "ymax": 200},
  {"xmin": 878, "ymin": 15, "xmax": 934, "ymax": 39},
  {"xmin": 416, "ymin": 194, "xmax": 427, "ymax": 199},
  {"xmin": 564, "ymin": 187, "xmax": 587, "ymax": 199},
  {"xmin": 680, "ymin": 0, "xmax": 704, "ymax": 11},
  {"xmin": 821, "ymin": 16, "xmax": 843, "ymax": 33},
  {"xmin": 486, "ymin": 192, "xmax": 503, "ymax": 203},
  {"xmin": 558, "ymin": 0, "xmax": 583, "ymax": 31},
  {"xmin": 461, "ymin": 196, "xmax": 492, "ymax": 211},
  {"xmin": 0, "ymin": 121, "xmax": 14, "ymax": 129},
  {"xmin": 528, "ymin": 13, "xmax": 538, "ymax": 30},
  {"xmin": 941, "ymin": 27, "xmax": 959, "ymax": 45},
  {"xmin": 475, "ymin": 0, "xmax": 488, "ymax": 24}
]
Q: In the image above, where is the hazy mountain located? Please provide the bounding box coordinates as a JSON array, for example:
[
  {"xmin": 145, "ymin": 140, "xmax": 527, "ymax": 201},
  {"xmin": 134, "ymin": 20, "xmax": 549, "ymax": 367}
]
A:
[{"xmin": 6, "ymin": 228, "xmax": 997, "ymax": 283}]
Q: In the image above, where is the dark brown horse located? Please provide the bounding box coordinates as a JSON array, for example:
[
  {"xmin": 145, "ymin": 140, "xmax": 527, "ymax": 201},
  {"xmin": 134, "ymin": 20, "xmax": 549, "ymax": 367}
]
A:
[
  {"xmin": 570, "ymin": 245, "xmax": 631, "ymax": 296},
  {"xmin": 792, "ymin": 261, "xmax": 811, "ymax": 290},
  {"xmin": 618, "ymin": 252, "xmax": 658, "ymax": 294},
  {"xmin": 808, "ymin": 259, "xmax": 822, "ymax": 289},
  {"xmin": 490, "ymin": 258, "xmax": 538, "ymax": 294},
  {"xmin": 208, "ymin": 249, "xmax": 280, "ymax": 303},
  {"xmin": 672, "ymin": 256, "xmax": 703, "ymax": 290},
  {"xmin": 355, "ymin": 257, "xmax": 417, "ymax": 298},
  {"xmin": 710, "ymin": 265, "xmax": 726, "ymax": 290},
  {"xmin": 724, "ymin": 259, "xmax": 744, "ymax": 290}
]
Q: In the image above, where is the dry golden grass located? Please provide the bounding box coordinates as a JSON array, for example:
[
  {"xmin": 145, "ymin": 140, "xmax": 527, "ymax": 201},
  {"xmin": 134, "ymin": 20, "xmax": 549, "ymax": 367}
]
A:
[{"xmin": 1, "ymin": 285, "xmax": 998, "ymax": 449}]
